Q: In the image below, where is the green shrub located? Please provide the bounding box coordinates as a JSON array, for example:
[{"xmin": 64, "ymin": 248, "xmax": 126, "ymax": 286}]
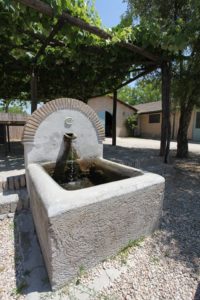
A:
[{"xmin": 125, "ymin": 114, "xmax": 138, "ymax": 136}]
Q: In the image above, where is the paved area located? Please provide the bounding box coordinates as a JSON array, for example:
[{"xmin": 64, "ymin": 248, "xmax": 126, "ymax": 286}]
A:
[
  {"xmin": 0, "ymin": 138, "xmax": 199, "ymax": 299},
  {"xmin": 104, "ymin": 137, "xmax": 200, "ymax": 154}
]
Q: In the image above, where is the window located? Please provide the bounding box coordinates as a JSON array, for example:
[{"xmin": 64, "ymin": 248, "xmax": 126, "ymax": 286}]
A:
[
  {"xmin": 195, "ymin": 112, "xmax": 200, "ymax": 128},
  {"xmin": 149, "ymin": 114, "xmax": 160, "ymax": 124}
]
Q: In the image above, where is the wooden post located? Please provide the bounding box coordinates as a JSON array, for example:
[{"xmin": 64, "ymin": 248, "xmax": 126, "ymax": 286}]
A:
[
  {"xmin": 172, "ymin": 111, "xmax": 176, "ymax": 140},
  {"xmin": 112, "ymin": 90, "xmax": 117, "ymax": 146},
  {"xmin": 3, "ymin": 124, "xmax": 7, "ymax": 156},
  {"xmin": 160, "ymin": 61, "xmax": 171, "ymax": 163},
  {"xmin": 6, "ymin": 125, "xmax": 11, "ymax": 153},
  {"xmin": 31, "ymin": 68, "xmax": 38, "ymax": 113}
]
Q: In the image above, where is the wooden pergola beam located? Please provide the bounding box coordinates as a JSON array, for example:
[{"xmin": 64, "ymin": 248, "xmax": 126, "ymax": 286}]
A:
[
  {"xmin": 116, "ymin": 66, "xmax": 157, "ymax": 90},
  {"xmin": 19, "ymin": 29, "xmax": 65, "ymax": 47},
  {"xmin": 92, "ymin": 65, "xmax": 157, "ymax": 98},
  {"xmin": 33, "ymin": 18, "xmax": 65, "ymax": 64},
  {"xmin": 16, "ymin": 0, "xmax": 160, "ymax": 62}
]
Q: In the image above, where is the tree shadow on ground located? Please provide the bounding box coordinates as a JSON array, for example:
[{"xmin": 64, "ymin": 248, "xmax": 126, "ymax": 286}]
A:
[
  {"xmin": 103, "ymin": 143, "xmax": 176, "ymax": 173},
  {"xmin": 104, "ymin": 144, "xmax": 200, "ymax": 277},
  {"xmin": 0, "ymin": 142, "xmax": 25, "ymax": 172}
]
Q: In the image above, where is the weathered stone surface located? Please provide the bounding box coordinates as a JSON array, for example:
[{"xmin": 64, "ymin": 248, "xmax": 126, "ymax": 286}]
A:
[
  {"xmin": 13, "ymin": 176, "xmax": 20, "ymax": 190},
  {"xmin": 10, "ymin": 200, "xmax": 18, "ymax": 213},
  {"xmin": 19, "ymin": 188, "xmax": 30, "ymax": 209},
  {"xmin": 17, "ymin": 198, "xmax": 23, "ymax": 211},
  {"xmin": 28, "ymin": 159, "xmax": 164, "ymax": 290},
  {"xmin": 23, "ymin": 99, "xmax": 104, "ymax": 167},
  {"xmin": 0, "ymin": 180, "xmax": 4, "ymax": 192},
  {"xmin": 8, "ymin": 177, "xmax": 14, "ymax": 190},
  {"xmin": 0, "ymin": 193, "xmax": 19, "ymax": 214},
  {"xmin": 20, "ymin": 174, "xmax": 26, "ymax": 188}
]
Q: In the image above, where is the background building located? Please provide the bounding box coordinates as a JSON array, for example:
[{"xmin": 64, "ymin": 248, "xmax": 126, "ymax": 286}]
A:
[
  {"xmin": 134, "ymin": 101, "xmax": 200, "ymax": 141},
  {"xmin": 88, "ymin": 96, "xmax": 136, "ymax": 137}
]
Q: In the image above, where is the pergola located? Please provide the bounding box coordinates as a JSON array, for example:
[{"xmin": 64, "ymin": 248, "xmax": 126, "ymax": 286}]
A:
[{"xmin": 4, "ymin": 0, "xmax": 171, "ymax": 161}]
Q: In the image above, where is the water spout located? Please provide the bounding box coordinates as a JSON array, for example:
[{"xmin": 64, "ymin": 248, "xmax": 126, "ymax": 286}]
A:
[
  {"xmin": 53, "ymin": 132, "xmax": 78, "ymax": 183},
  {"xmin": 64, "ymin": 133, "xmax": 77, "ymax": 183},
  {"xmin": 64, "ymin": 133, "xmax": 77, "ymax": 141}
]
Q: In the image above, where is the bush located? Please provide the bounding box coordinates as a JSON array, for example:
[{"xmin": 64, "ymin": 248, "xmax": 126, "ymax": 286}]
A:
[{"xmin": 125, "ymin": 114, "xmax": 138, "ymax": 136}]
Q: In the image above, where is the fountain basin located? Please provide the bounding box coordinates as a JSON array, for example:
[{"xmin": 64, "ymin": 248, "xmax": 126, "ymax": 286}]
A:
[{"xmin": 27, "ymin": 157, "xmax": 164, "ymax": 290}]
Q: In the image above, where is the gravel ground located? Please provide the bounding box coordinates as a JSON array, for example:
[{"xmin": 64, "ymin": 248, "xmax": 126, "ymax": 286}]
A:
[
  {"xmin": 0, "ymin": 216, "xmax": 24, "ymax": 300},
  {"xmin": 0, "ymin": 138, "xmax": 200, "ymax": 300}
]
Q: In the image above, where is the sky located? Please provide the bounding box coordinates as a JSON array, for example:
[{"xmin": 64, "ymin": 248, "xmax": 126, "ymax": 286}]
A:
[
  {"xmin": 94, "ymin": 0, "xmax": 135, "ymax": 88},
  {"xmin": 95, "ymin": 0, "xmax": 127, "ymax": 27}
]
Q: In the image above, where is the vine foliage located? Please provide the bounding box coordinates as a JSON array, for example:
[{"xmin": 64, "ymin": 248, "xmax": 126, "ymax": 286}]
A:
[{"xmin": 0, "ymin": 0, "xmax": 157, "ymax": 103}]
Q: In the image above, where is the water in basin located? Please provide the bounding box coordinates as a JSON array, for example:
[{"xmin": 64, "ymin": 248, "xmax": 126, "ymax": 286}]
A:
[{"xmin": 44, "ymin": 161, "xmax": 129, "ymax": 191}]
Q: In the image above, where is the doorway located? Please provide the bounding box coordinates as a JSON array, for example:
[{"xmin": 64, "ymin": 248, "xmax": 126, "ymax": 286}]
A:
[
  {"xmin": 97, "ymin": 111, "xmax": 113, "ymax": 137},
  {"xmin": 105, "ymin": 111, "xmax": 112, "ymax": 137},
  {"xmin": 193, "ymin": 111, "xmax": 200, "ymax": 141}
]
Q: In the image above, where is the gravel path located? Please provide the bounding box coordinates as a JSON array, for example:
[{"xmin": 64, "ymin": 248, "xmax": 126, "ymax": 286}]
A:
[
  {"xmin": 0, "ymin": 216, "xmax": 24, "ymax": 300},
  {"xmin": 0, "ymin": 138, "xmax": 200, "ymax": 299}
]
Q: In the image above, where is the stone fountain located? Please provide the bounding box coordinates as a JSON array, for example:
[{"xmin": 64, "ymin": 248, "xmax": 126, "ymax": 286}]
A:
[{"xmin": 23, "ymin": 98, "xmax": 164, "ymax": 290}]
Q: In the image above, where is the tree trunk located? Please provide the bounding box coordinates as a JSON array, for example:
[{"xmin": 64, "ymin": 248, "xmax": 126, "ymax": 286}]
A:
[
  {"xmin": 5, "ymin": 103, "xmax": 9, "ymax": 113},
  {"xmin": 3, "ymin": 99, "xmax": 11, "ymax": 113},
  {"xmin": 176, "ymin": 102, "xmax": 193, "ymax": 158},
  {"xmin": 160, "ymin": 61, "xmax": 171, "ymax": 163}
]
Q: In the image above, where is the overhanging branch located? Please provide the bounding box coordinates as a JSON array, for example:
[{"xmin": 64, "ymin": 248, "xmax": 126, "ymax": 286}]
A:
[
  {"xmin": 18, "ymin": 29, "xmax": 65, "ymax": 47},
  {"xmin": 117, "ymin": 66, "xmax": 157, "ymax": 89},
  {"xmin": 15, "ymin": 0, "xmax": 160, "ymax": 62}
]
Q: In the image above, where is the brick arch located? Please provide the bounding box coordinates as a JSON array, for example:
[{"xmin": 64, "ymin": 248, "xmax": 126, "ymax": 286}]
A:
[{"xmin": 22, "ymin": 98, "xmax": 105, "ymax": 143}]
